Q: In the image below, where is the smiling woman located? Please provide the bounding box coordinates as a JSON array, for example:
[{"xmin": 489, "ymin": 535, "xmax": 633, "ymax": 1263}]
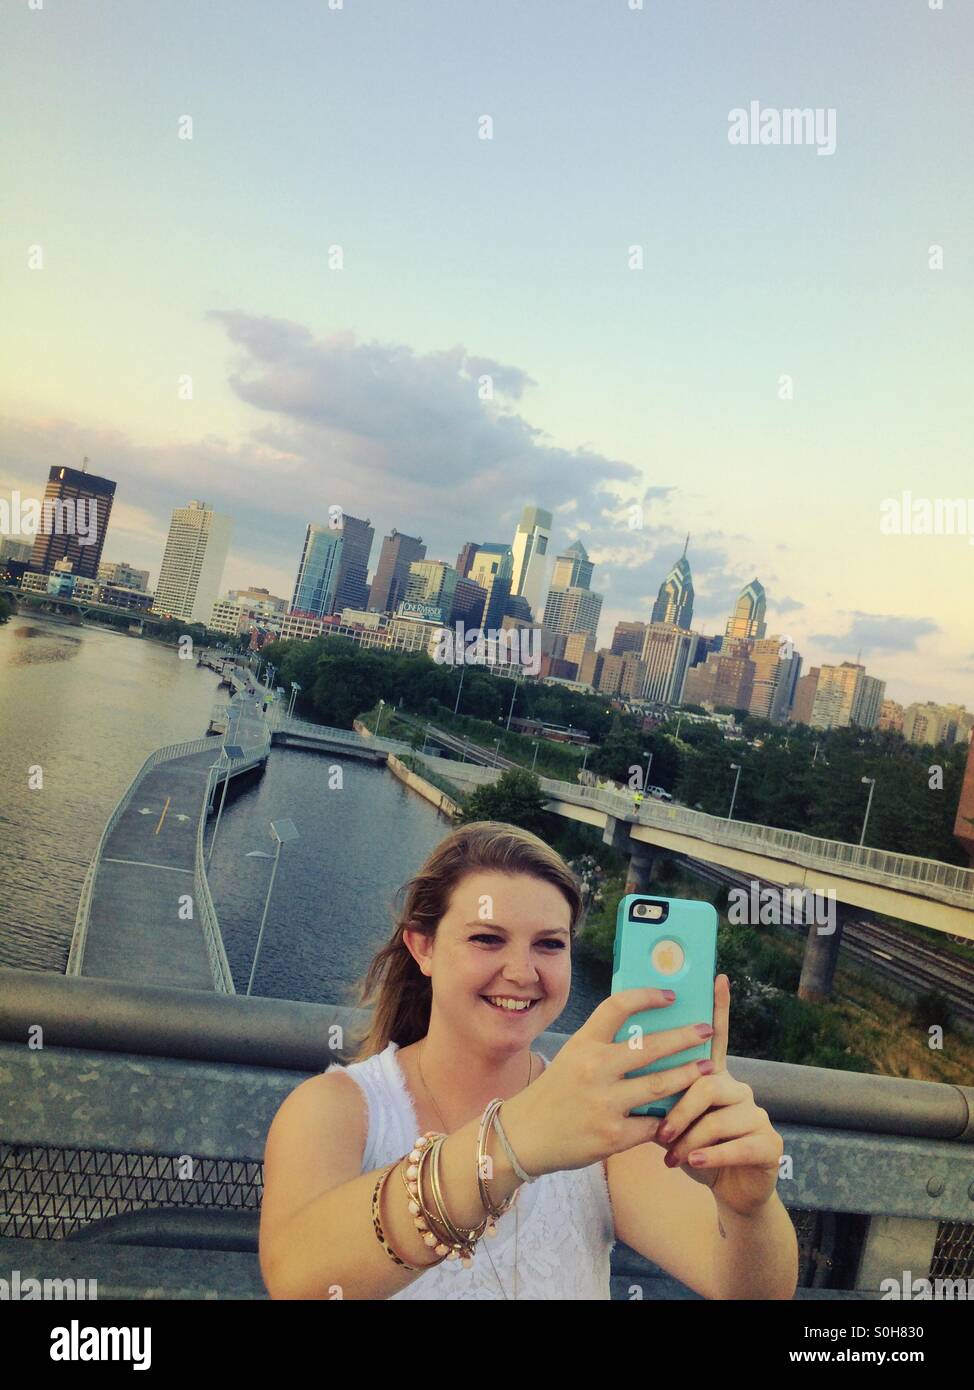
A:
[{"xmin": 257, "ymin": 820, "xmax": 798, "ymax": 1301}]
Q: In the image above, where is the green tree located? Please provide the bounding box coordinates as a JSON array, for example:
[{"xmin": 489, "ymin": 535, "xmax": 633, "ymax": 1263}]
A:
[{"xmin": 456, "ymin": 767, "xmax": 550, "ymax": 836}]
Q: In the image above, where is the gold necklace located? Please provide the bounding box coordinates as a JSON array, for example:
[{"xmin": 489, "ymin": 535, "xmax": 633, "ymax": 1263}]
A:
[{"xmin": 416, "ymin": 1043, "xmax": 534, "ymax": 1301}]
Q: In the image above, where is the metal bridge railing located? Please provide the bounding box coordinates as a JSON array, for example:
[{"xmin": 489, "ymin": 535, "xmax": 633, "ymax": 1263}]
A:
[{"xmin": 1, "ymin": 977, "xmax": 972, "ymax": 1297}]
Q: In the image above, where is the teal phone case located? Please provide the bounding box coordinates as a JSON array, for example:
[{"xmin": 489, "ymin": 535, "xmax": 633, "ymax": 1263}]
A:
[{"xmin": 610, "ymin": 894, "xmax": 718, "ymax": 1117}]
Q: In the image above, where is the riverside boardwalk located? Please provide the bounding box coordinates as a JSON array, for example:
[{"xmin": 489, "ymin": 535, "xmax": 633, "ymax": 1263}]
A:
[{"xmin": 69, "ymin": 690, "xmax": 271, "ymax": 992}]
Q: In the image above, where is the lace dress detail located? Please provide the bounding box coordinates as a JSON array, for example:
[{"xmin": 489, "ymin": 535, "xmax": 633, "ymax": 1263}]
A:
[{"xmin": 325, "ymin": 1041, "xmax": 616, "ymax": 1300}]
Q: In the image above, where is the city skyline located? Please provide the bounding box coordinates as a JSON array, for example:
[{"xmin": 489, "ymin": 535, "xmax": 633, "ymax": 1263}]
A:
[{"xmin": 2, "ymin": 1, "xmax": 972, "ymax": 707}]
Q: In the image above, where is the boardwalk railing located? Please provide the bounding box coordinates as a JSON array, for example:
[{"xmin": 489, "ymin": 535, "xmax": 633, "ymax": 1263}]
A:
[{"xmin": 270, "ymin": 710, "xmax": 413, "ymax": 756}]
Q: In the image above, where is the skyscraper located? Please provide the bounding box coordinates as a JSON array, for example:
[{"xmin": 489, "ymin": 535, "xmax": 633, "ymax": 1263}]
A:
[
  {"xmin": 291, "ymin": 524, "xmax": 342, "ymax": 618},
  {"xmin": 468, "ymin": 544, "xmax": 514, "ymax": 629},
  {"xmin": 332, "ymin": 513, "xmax": 374, "ymax": 612},
  {"xmin": 651, "ymin": 536, "xmax": 694, "ymax": 629},
  {"xmin": 510, "ymin": 505, "xmax": 552, "ymax": 620},
  {"xmin": 291, "ymin": 513, "xmax": 374, "ymax": 619},
  {"xmin": 28, "ymin": 462, "xmax": 116, "ymax": 579},
  {"xmin": 612, "ymin": 620, "xmax": 648, "ymax": 656},
  {"xmin": 153, "ymin": 500, "xmax": 232, "ymax": 625},
  {"xmin": 454, "ymin": 541, "xmax": 480, "ymax": 580},
  {"xmin": 369, "ymin": 529, "xmax": 426, "ymax": 613},
  {"xmin": 402, "ymin": 560, "xmax": 458, "ymax": 620},
  {"xmin": 542, "ymin": 586, "xmax": 603, "ymax": 643},
  {"xmin": 640, "ymin": 623, "xmax": 701, "ymax": 705},
  {"xmin": 725, "ymin": 579, "xmax": 767, "ymax": 640},
  {"xmin": 809, "ymin": 662, "xmax": 884, "ymax": 731},
  {"xmin": 550, "ymin": 540, "xmax": 594, "ymax": 591}
]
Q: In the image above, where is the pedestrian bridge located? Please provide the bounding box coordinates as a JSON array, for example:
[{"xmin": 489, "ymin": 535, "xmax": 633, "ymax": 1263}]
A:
[{"xmin": 409, "ymin": 758, "xmax": 974, "ymax": 939}]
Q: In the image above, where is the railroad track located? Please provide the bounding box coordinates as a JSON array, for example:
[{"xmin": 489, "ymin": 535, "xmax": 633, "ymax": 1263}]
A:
[{"xmin": 679, "ymin": 856, "xmax": 974, "ymax": 1024}]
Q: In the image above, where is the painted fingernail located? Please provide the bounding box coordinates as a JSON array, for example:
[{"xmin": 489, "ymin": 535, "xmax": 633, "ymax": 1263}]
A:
[
  {"xmin": 695, "ymin": 1024, "xmax": 715, "ymax": 1038},
  {"xmin": 688, "ymin": 1152, "xmax": 707, "ymax": 1166},
  {"xmin": 661, "ymin": 990, "xmax": 676, "ymax": 1001},
  {"xmin": 697, "ymin": 1060, "xmax": 715, "ymax": 1074},
  {"xmin": 657, "ymin": 1124, "xmax": 672, "ymax": 1142},
  {"xmin": 664, "ymin": 1150, "xmax": 679, "ymax": 1167}
]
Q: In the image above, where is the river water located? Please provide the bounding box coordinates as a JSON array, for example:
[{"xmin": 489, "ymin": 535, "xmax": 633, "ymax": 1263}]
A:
[{"xmin": 0, "ymin": 614, "xmax": 607, "ymax": 1029}]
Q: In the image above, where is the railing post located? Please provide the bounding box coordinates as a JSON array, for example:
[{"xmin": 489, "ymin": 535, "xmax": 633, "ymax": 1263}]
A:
[{"xmin": 854, "ymin": 1215, "xmax": 940, "ymax": 1293}]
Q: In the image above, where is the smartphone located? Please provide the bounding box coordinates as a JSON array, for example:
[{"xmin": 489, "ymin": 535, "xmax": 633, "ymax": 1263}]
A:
[{"xmin": 610, "ymin": 894, "xmax": 718, "ymax": 1117}]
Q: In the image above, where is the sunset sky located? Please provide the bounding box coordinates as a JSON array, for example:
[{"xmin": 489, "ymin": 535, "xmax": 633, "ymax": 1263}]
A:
[{"xmin": 2, "ymin": 0, "xmax": 971, "ymax": 707}]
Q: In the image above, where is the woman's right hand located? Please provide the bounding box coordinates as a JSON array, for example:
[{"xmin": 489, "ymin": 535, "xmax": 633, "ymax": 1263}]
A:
[{"xmin": 500, "ymin": 988, "xmax": 715, "ymax": 1177}]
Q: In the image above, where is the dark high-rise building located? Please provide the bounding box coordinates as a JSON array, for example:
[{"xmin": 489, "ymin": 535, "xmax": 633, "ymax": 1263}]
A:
[
  {"xmin": 29, "ymin": 462, "xmax": 116, "ymax": 579},
  {"xmin": 455, "ymin": 541, "xmax": 480, "ymax": 580},
  {"xmin": 369, "ymin": 529, "xmax": 426, "ymax": 613},
  {"xmin": 612, "ymin": 621, "xmax": 647, "ymax": 656},
  {"xmin": 449, "ymin": 576, "xmax": 487, "ymax": 627},
  {"xmin": 332, "ymin": 513, "xmax": 374, "ymax": 612}
]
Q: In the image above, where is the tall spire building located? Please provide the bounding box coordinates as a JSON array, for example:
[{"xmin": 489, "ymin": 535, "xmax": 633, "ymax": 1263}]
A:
[
  {"xmin": 651, "ymin": 535, "xmax": 694, "ymax": 629},
  {"xmin": 725, "ymin": 579, "xmax": 767, "ymax": 639}
]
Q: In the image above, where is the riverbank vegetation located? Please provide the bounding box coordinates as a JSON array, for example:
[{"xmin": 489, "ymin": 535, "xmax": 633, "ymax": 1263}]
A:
[{"xmin": 258, "ymin": 633, "xmax": 971, "ymax": 865}]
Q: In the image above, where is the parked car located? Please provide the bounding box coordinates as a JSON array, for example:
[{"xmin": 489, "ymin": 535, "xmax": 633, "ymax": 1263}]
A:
[{"xmin": 648, "ymin": 785, "xmax": 673, "ymax": 801}]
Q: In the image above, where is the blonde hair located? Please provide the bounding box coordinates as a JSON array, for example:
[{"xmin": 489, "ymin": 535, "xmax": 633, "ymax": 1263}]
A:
[{"xmin": 348, "ymin": 820, "xmax": 584, "ymax": 1061}]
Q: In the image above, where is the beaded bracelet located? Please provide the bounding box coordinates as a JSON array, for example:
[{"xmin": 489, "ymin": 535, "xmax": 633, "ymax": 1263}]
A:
[
  {"xmin": 370, "ymin": 1161, "xmax": 428, "ymax": 1271},
  {"xmin": 374, "ymin": 1102, "xmax": 538, "ymax": 1272}
]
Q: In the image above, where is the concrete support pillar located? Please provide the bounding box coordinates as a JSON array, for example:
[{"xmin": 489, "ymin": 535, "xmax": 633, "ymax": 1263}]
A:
[
  {"xmin": 602, "ymin": 816, "xmax": 659, "ymax": 896},
  {"xmin": 624, "ymin": 845, "xmax": 657, "ymax": 896},
  {"xmin": 797, "ymin": 899, "xmax": 851, "ymax": 1003}
]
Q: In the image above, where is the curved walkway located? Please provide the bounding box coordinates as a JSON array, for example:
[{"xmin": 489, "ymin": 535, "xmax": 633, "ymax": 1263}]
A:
[{"xmin": 69, "ymin": 693, "xmax": 270, "ymax": 992}]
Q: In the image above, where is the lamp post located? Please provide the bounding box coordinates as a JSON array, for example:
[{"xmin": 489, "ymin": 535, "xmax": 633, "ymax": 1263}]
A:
[
  {"xmin": 493, "ymin": 738, "xmax": 501, "ymax": 767},
  {"xmin": 505, "ymin": 670, "xmax": 520, "ymax": 732},
  {"xmin": 727, "ymin": 763, "xmax": 742, "ymax": 822},
  {"xmin": 245, "ymin": 818, "xmax": 300, "ymax": 996},
  {"xmin": 286, "ymin": 682, "xmax": 301, "ymax": 721},
  {"xmin": 374, "ymin": 698, "xmax": 386, "ymax": 737},
  {"xmin": 531, "ymin": 741, "xmax": 539, "ymax": 771},
  {"xmin": 642, "ymin": 750, "xmax": 653, "ymax": 794},
  {"xmin": 581, "ymin": 746, "xmax": 590, "ymax": 774},
  {"xmin": 453, "ymin": 658, "xmax": 466, "ymax": 716},
  {"xmin": 207, "ymin": 739, "xmax": 244, "ymax": 866},
  {"xmin": 859, "ymin": 776, "xmax": 876, "ymax": 847}
]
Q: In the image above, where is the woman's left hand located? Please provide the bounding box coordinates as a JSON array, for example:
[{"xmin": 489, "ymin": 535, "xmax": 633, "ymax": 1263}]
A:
[{"xmin": 654, "ymin": 974, "xmax": 784, "ymax": 1217}]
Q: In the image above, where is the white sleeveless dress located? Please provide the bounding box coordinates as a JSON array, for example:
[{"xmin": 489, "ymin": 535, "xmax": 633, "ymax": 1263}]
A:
[{"xmin": 326, "ymin": 1040, "xmax": 616, "ymax": 1300}]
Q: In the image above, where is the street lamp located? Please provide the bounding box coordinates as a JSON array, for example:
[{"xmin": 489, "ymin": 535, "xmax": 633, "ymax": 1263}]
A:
[
  {"xmin": 531, "ymin": 741, "xmax": 539, "ymax": 772},
  {"xmin": 727, "ymin": 763, "xmax": 742, "ymax": 822},
  {"xmin": 374, "ymin": 698, "xmax": 386, "ymax": 737},
  {"xmin": 581, "ymin": 746, "xmax": 590, "ymax": 774},
  {"xmin": 493, "ymin": 738, "xmax": 501, "ymax": 767},
  {"xmin": 245, "ymin": 818, "xmax": 300, "ymax": 996},
  {"xmin": 207, "ymin": 739, "xmax": 244, "ymax": 866},
  {"xmin": 642, "ymin": 749, "xmax": 653, "ymax": 793},
  {"xmin": 286, "ymin": 682, "xmax": 301, "ymax": 721},
  {"xmin": 859, "ymin": 776, "xmax": 876, "ymax": 847},
  {"xmin": 453, "ymin": 658, "xmax": 466, "ymax": 716},
  {"xmin": 505, "ymin": 670, "xmax": 521, "ymax": 732}
]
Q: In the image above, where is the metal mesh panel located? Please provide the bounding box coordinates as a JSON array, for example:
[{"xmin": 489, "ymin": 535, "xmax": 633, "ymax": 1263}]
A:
[
  {"xmin": 0, "ymin": 1143, "xmax": 263, "ymax": 1241},
  {"xmin": 930, "ymin": 1221, "xmax": 974, "ymax": 1280}
]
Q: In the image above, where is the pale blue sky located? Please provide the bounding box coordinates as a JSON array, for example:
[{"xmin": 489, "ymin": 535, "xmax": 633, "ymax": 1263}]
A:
[{"xmin": 2, "ymin": 0, "xmax": 972, "ymax": 705}]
